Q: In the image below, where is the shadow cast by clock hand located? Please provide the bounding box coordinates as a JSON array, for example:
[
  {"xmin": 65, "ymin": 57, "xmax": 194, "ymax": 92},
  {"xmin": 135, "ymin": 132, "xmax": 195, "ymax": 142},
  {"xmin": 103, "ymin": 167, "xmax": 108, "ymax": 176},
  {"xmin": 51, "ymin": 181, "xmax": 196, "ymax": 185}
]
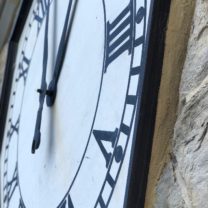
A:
[{"xmin": 46, "ymin": 0, "xmax": 57, "ymax": 160}]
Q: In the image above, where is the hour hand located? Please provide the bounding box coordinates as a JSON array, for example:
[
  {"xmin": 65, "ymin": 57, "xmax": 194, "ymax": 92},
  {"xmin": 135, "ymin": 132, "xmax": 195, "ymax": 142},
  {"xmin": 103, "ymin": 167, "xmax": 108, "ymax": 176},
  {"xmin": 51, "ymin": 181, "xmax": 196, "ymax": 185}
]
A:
[
  {"xmin": 32, "ymin": 103, "xmax": 43, "ymax": 153},
  {"xmin": 32, "ymin": 125, "xmax": 41, "ymax": 154}
]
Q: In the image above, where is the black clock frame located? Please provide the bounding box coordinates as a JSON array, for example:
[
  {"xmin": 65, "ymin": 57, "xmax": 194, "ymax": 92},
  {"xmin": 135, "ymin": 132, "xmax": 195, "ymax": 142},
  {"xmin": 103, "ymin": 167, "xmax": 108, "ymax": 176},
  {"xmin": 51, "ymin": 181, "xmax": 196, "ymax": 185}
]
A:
[
  {"xmin": 124, "ymin": 0, "xmax": 171, "ymax": 207},
  {"xmin": 0, "ymin": 0, "xmax": 33, "ymax": 147},
  {"xmin": 0, "ymin": 0, "xmax": 171, "ymax": 207}
]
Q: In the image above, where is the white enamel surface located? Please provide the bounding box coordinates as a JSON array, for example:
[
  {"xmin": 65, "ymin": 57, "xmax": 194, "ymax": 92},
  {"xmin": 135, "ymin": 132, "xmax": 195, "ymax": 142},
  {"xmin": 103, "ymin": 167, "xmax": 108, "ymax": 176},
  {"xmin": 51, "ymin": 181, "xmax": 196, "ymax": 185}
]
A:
[
  {"xmin": 1, "ymin": 0, "xmax": 151, "ymax": 207},
  {"xmin": 69, "ymin": 0, "xmax": 133, "ymax": 206},
  {"xmin": 18, "ymin": 0, "xmax": 104, "ymax": 207}
]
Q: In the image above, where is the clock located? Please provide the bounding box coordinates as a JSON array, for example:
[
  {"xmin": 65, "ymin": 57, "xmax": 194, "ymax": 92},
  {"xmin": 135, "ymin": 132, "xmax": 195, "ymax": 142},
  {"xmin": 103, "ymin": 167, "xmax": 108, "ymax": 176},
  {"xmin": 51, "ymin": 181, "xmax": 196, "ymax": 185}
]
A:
[{"xmin": 0, "ymin": 0, "xmax": 170, "ymax": 207}]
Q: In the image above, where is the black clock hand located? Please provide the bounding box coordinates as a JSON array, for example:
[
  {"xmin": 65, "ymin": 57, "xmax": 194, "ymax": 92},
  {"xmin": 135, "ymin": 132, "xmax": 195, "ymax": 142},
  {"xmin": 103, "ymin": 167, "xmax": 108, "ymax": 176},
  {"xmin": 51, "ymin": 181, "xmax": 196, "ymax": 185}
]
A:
[
  {"xmin": 46, "ymin": 0, "xmax": 78, "ymax": 107},
  {"xmin": 32, "ymin": 4, "xmax": 50, "ymax": 154}
]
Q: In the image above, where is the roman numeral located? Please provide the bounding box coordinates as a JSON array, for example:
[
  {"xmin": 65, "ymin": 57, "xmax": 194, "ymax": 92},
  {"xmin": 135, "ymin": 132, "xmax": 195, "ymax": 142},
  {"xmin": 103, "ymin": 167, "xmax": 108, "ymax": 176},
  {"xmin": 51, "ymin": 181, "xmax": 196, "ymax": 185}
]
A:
[
  {"xmin": 3, "ymin": 164, "xmax": 18, "ymax": 204},
  {"xmin": 16, "ymin": 53, "xmax": 30, "ymax": 84},
  {"xmin": 34, "ymin": 0, "xmax": 50, "ymax": 23},
  {"xmin": 58, "ymin": 195, "xmax": 74, "ymax": 208},
  {"xmin": 104, "ymin": 4, "xmax": 145, "ymax": 72},
  {"xmin": 67, "ymin": 195, "xmax": 74, "ymax": 208},
  {"xmin": 104, "ymin": 4, "xmax": 133, "ymax": 72},
  {"xmin": 33, "ymin": 0, "xmax": 50, "ymax": 32},
  {"xmin": 19, "ymin": 198, "xmax": 25, "ymax": 208},
  {"xmin": 7, "ymin": 117, "xmax": 20, "ymax": 139},
  {"xmin": 93, "ymin": 128, "xmax": 118, "ymax": 168}
]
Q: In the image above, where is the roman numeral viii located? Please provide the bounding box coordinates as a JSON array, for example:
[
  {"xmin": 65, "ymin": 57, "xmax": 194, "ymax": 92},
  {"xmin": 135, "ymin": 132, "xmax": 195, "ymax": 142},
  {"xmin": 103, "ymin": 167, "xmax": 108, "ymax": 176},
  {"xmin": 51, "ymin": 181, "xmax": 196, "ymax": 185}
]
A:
[{"xmin": 104, "ymin": 3, "xmax": 145, "ymax": 72}]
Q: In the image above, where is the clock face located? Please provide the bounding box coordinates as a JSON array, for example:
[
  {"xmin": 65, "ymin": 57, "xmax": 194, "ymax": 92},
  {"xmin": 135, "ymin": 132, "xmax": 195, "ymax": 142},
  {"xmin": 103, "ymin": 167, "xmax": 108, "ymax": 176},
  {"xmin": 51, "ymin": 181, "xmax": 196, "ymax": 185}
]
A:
[{"xmin": 0, "ymin": 0, "xmax": 153, "ymax": 207}]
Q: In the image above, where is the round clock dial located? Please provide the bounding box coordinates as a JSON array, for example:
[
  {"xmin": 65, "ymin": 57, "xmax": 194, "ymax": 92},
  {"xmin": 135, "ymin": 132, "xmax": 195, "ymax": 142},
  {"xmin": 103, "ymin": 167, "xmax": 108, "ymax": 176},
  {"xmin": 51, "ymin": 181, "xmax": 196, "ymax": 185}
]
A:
[{"xmin": 0, "ymin": 0, "xmax": 152, "ymax": 207}]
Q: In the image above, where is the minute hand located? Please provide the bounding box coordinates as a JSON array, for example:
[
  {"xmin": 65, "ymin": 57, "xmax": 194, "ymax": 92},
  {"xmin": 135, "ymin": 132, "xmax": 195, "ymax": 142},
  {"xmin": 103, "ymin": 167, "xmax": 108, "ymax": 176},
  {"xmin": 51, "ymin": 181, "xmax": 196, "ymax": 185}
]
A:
[
  {"xmin": 32, "ymin": 3, "xmax": 50, "ymax": 154},
  {"xmin": 46, "ymin": 0, "xmax": 78, "ymax": 107}
]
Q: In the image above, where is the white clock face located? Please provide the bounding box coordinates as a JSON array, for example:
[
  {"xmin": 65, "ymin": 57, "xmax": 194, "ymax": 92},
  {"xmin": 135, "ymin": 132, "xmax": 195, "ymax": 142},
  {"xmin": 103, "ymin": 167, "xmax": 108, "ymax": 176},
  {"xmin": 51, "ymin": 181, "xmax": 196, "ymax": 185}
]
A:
[{"xmin": 1, "ymin": 0, "xmax": 151, "ymax": 207}]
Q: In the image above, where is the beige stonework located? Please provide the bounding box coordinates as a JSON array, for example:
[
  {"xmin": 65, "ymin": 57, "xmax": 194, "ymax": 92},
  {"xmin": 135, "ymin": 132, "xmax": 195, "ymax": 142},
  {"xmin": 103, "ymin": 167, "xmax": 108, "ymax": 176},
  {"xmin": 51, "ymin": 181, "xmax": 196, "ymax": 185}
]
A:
[
  {"xmin": 145, "ymin": 0, "xmax": 208, "ymax": 207},
  {"xmin": 0, "ymin": 0, "xmax": 21, "ymax": 49},
  {"xmin": 0, "ymin": 0, "xmax": 21, "ymax": 94},
  {"xmin": 145, "ymin": 0, "xmax": 196, "ymax": 207},
  {"xmin": 0, "ymin": 43, "xmax": 8, "ymax": 94}
]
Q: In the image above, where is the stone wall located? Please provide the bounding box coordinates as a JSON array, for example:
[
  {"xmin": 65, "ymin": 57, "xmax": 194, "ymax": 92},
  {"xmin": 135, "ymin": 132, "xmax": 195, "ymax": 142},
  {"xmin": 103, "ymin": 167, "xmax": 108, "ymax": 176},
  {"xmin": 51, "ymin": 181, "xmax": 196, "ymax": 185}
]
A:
[
  {"xmin": 0, "ymin": 44, "xmax": 7, "ymax": 94},
  {"xmin": 0, "ymin": 0, "xmax": 21, "ymax": 49},
  {"xmin": 146, "ymin": 0, "xmax": 208, "ymax": 207},
  {"xmin": 145, "ymin": 0, "xmax": 196, "ymax": 207},
  {"xmin": 0, "ymin": 0, "xmax": 21, "ymax": 94}
]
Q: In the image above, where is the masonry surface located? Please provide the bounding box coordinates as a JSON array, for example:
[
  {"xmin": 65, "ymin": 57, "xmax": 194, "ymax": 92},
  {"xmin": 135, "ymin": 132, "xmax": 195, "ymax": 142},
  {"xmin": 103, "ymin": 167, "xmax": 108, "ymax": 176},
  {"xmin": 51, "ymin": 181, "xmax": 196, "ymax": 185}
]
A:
[{"xmin": 146, "ymin": 0, "xmax": 208, "ymax": 207}]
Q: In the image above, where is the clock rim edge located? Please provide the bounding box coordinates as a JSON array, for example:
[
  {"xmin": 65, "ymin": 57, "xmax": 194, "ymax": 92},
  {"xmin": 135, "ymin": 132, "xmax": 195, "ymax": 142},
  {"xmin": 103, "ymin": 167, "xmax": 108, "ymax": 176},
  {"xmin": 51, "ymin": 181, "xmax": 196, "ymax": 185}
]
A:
[{"xmin": 124, "ymin": 0, "xmax": 172, "ymax": 207}]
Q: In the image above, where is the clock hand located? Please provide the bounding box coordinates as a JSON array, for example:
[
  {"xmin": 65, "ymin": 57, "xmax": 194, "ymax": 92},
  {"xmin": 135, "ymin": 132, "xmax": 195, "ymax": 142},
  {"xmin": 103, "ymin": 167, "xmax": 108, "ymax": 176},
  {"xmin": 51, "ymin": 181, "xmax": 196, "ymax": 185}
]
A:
[
  {"xmin": 46, "ymin": 0, "xmax": 78, "ymax": 107},
  {"xmin": 32, "ymin": 4, "xmax": 50, "ymax": 154}
]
